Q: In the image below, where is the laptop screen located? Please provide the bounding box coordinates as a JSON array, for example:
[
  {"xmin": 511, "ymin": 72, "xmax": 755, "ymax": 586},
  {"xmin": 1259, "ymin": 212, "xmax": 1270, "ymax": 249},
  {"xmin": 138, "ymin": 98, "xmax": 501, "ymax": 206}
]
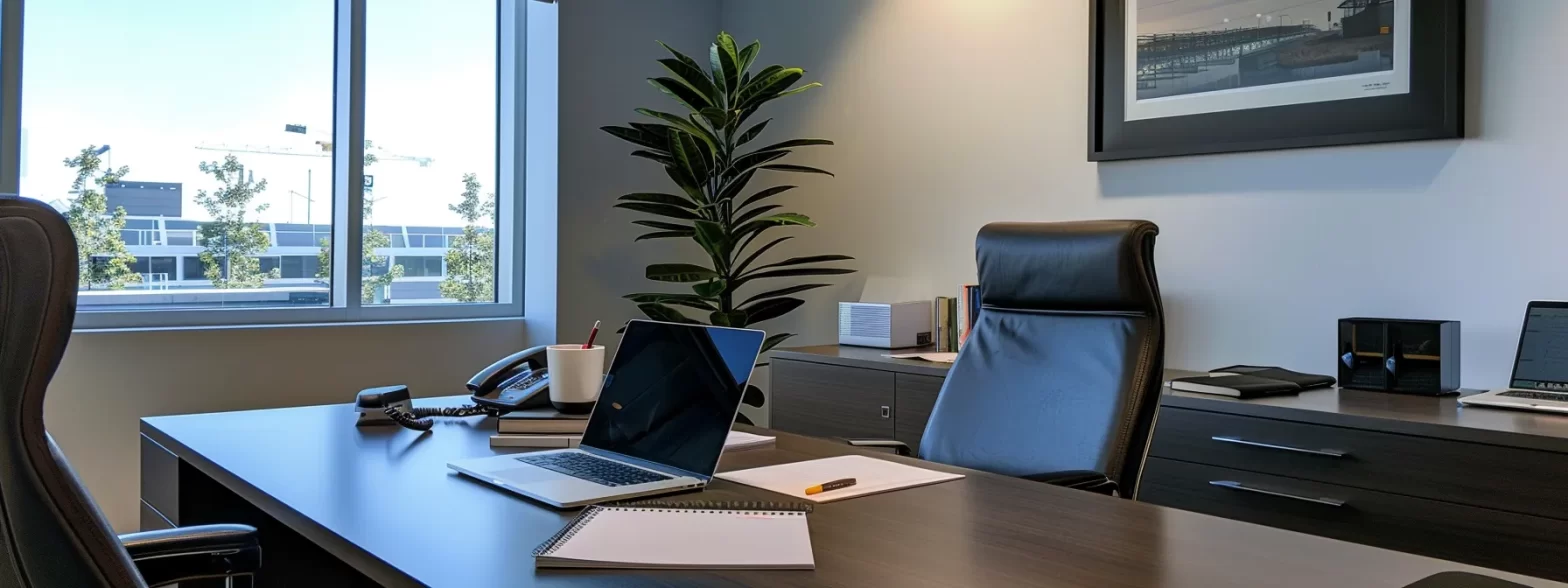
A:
[
  {"xmin": 581, "ymin": 321, "xmax": 765, "ymax": 478},
  {"xmin": 1511, "ymin": 303, "xmax": 1568, "ymax": 391}
]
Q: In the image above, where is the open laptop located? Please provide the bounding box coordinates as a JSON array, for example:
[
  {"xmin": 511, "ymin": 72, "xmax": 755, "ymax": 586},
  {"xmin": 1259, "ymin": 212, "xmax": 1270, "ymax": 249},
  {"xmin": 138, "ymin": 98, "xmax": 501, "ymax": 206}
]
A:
[
  {"xmin": 448, "ymin": 320, "xmax": 765, "ymax": 508},
  {"xmin": 1460, "ymin": 301, "xmax": 1568, "ymax": 414}
]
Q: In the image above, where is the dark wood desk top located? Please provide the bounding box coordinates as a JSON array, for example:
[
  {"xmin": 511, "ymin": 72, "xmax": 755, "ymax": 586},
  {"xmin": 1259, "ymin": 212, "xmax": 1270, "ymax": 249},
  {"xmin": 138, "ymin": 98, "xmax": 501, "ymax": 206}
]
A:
[
  {"xmin": 779, "ymin": 344, "xmax": 1568, "ymax": 454},
  {"xmin": 142, "ymin": 399, "xmax": 1556, "ymax": 588}
]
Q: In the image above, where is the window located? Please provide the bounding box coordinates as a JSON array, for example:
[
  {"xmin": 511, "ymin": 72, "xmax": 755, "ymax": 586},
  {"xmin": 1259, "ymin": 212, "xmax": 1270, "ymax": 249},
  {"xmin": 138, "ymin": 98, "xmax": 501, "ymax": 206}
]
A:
[
  {"xmin": 396, "ymin": 256, "xmax": 445, "ymax": 278},
  {"xmin": 364, "ymin": 0, "xmax": 499, "ymax": 305},
  {"xmin": 3, "ymin": 0, "xmax": 537, "ymax": 329}
]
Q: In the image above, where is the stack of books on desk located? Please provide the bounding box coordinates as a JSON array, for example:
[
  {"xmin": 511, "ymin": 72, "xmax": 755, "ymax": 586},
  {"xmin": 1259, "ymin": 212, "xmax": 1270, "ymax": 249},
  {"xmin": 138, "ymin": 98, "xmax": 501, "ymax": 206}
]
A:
[{"xmin": 490, "ymin": 408, "xmax": 590, "ymax": 448}]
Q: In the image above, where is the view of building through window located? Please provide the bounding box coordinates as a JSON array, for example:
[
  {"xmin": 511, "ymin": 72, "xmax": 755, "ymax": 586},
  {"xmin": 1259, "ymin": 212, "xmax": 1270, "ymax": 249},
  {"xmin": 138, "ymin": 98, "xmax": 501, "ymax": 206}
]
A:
[{"xmin": 20, "ymin": 0, "xmax": 502, "ymax": 312}]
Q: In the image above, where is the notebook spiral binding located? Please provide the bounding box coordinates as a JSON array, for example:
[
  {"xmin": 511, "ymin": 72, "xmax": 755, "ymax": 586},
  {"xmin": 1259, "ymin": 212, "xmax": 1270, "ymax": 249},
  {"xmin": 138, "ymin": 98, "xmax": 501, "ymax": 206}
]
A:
[
  {"xmin": 533, "ymin": 506, "xmax": 606, "ymax": 557},
  {"xmin": 611, "ymin": 499, "xmax": 814, "ymax": 514}
]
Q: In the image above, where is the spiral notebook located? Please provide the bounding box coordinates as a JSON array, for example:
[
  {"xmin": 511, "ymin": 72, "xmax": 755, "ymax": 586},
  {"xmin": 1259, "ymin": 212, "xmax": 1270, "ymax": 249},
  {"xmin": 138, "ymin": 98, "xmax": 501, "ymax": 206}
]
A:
[{"xmin": 533, "ymin": 504, "xmax": 815, "ymax": 570}]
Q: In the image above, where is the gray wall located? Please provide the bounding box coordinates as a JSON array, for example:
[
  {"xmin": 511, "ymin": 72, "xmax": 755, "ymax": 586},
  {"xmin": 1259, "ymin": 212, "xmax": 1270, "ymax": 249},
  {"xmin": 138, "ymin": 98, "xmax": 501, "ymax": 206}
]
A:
[
  {"xmin": 557, "ymin": 1, "xmax": 722, "ymax": 360},
  {"xmin": 715, "ymin": 0, "xmax": 1566, "ymax": 388}
]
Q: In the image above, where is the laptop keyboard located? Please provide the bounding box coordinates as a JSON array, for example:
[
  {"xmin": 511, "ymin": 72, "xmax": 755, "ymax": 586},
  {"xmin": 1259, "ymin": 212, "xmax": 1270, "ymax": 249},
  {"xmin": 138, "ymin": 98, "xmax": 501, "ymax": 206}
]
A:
[
  {"xmin": 516, "ymin": 452, "xmax": 672, "ymax": 487},
  {"xmin": 1498, "ymin": 390, "xmax": 1568, "ymax": 402}
]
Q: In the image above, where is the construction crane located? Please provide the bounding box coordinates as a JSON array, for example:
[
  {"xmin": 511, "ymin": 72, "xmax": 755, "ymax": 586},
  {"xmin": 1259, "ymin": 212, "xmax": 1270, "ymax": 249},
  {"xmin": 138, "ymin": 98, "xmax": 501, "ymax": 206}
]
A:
[{"xmin": 194, "ymin": 140, "xmax": 434, "ymax": 167}]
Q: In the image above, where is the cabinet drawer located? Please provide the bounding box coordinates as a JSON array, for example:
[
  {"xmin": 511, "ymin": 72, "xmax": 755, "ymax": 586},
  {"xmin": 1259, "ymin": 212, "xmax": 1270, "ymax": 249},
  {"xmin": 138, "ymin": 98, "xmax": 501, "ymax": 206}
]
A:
[
  {"xmin": 1150, "ymin": 407, "xmax": 1568, "ymax": 521},
  {"xmin": 771, "ymin": 359, "xmax": 895, "ymax": 440},
  {"xmin": 140, "ymin": 434, "xmax": 179, "ymax": 524},
  {"xmin": 894, "ymin": 373, "xmax": 942, "ymax": 450},
  {"xmin": 1139, "ymin": 458, "xmax": 1568, "ymax": 581}
]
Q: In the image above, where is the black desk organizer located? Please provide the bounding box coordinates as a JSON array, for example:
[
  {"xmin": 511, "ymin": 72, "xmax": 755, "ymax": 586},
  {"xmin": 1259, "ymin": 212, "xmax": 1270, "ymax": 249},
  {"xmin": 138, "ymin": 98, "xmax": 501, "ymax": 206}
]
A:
[{"xmin": 1339, "ymin": 318, "xmax": 1461, "ymax": 396}]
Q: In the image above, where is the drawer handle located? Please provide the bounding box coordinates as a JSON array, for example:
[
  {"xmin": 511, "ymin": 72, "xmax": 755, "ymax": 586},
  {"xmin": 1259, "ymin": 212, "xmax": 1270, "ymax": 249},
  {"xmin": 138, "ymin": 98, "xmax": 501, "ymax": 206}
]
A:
[
  {"xmin": 1210, "ymin": 436, "xmax": 1347, "ymax": 458},
  {"xmin": 1209, "ymin": 481, "xmax": 1346, "ymax": 507}
]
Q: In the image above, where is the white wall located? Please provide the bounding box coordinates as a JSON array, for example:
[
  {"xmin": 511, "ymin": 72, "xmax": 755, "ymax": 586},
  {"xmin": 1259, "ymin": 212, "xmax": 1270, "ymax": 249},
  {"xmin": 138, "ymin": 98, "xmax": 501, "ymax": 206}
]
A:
[
  {"xmin": 717, "ymin": 0, "xmax": 1568, "ymax": 388},
  {"xmin": 49, "ymin": 321, "xmax": 527, "ymax": 532}
]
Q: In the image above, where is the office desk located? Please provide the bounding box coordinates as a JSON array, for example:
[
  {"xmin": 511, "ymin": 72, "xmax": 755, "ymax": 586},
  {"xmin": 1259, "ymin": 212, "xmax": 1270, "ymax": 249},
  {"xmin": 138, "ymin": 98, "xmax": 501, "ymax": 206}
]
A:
[{"xmin": 140, "ymin": 399, "xmax": 1556, "ymax": 588}]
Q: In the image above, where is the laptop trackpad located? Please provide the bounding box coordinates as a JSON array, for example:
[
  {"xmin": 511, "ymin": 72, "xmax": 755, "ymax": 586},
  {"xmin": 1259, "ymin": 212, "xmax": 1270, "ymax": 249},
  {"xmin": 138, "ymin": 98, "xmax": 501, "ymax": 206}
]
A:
[{"xmin": 493, "ymin": 465, "xmax": 565, "ymax": 484}]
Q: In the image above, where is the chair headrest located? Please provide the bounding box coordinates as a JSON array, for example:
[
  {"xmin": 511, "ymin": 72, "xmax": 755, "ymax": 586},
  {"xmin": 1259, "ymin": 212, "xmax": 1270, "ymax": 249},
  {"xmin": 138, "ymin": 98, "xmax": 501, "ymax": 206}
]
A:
[{"xmin": 976, "ymin": 220, "xmax": 1160, "ymax": 313}]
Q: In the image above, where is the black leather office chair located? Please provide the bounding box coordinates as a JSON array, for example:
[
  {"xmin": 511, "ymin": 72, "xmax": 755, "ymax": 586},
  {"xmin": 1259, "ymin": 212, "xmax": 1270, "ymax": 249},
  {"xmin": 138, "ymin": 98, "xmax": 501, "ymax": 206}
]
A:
[
  {"xmin": 852, "ymin": 221, "xmax": 1164, "ymax": 497},
  {"xmin": 0, "ymin": 195, "xmax": 261, "ymax": 587}
]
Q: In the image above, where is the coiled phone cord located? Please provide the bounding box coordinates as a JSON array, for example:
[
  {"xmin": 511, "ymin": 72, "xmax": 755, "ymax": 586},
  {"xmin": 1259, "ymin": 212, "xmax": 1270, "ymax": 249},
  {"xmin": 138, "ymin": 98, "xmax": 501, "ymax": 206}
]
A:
[{"xmin": 383, "ymin": 404, "xmax": 509, "ymax": 431}]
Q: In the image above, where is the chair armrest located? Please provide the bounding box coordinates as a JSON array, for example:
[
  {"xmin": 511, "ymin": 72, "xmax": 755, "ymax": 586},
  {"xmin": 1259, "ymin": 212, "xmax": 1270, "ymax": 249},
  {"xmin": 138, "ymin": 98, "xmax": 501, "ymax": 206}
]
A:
[
  {"xmin": 120, "ymin": 524, "xmax": 260, "ymax": 588},
  {"xmin": 1020, "ymin": 470, "xmax": 1118, "ymax": 496},
  {"xmin": 842, "ymin": 438, "xmax": 912, "ymax": 457}
]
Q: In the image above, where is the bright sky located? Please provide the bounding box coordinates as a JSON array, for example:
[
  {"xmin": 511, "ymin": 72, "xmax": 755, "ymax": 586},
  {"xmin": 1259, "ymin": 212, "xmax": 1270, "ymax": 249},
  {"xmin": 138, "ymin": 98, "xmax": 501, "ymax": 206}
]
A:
[
  {"xmin": 1138, "ymin": 0, "xmax": 1351, "ymax": 34},
  {"xmin": 20, "ymin": 0, "xmax": 498, "ymax": 227}
]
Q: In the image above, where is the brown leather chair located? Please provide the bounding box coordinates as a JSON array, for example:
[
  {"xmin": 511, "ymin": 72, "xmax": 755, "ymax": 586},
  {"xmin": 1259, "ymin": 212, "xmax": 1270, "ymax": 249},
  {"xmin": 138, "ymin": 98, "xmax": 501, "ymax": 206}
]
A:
[
  {"xmin": 0, "ymin": 195, "xmax": 260, "ymax": 587},
  {"xmin": 853, "ymin": 221, "xmax": 1164, "ymax": 497}
]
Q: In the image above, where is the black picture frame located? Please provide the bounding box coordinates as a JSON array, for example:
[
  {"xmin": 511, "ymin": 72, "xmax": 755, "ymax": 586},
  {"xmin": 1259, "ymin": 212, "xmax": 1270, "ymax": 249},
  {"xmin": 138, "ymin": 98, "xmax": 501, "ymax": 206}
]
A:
[{"xmin": 1089, "ymin": 0, "xmax": 1464, "ymax": 162}]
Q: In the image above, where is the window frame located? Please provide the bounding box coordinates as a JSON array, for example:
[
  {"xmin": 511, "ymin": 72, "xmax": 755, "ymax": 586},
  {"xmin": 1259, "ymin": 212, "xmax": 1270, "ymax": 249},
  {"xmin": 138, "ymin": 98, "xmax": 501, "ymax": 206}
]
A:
[{"xmin": 0, "ymin": 0, "xmax": 531, "ymax": 330}]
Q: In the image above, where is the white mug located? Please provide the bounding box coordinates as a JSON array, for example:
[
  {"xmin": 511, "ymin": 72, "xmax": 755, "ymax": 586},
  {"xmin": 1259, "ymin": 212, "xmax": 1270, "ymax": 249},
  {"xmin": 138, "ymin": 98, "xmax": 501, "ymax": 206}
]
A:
[{"xmin": 546, "ymin": 345, "xmax": 605, "ymax": 414}]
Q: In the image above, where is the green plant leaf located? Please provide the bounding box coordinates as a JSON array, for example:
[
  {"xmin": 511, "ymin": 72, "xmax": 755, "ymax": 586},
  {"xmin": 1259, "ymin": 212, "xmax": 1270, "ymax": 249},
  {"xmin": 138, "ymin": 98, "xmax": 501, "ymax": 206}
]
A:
[
  {"xmin": 657, "ymin": 57, "xmax": 721, "ymax": 105},
  {"xmin": 738, "ymin": 185, "xmax": 796, "ymax": 209},
  {"xmin": 745, "ymin": 255, "xmax": 856, "ymax": 275},
  {"xmin": 614, "ymin": 202, "xmax": 701, "ymax": 220},
  {"xmin": 632, "ymin": 219, "xmax": 691, "ymax": 231},
  {"xmin": 728, "ymin": 150, "xmax": 790, "ymax": 178},
  {"xmin": 649, "ymin": 77, "xmax": 713, "ymax": 112},
  {"xmin": 709, "ymin": 310, "xmax": 749, "ymax": 327},
  {"xmin": 761, "ymin": 164, "xmax": 835, "ymax": 176},
  {"xmin": 629, "ymin": 122, "xmax": 675, "ymax": 143},
  {"xmin": 741, "ymin": 65, "xmax": 785, "ymax": 97},
  {"xmin": 601, "ymin": 126, "xmax": 667, "ymax": 151},
  {"xmin": 736, "ymin": 119, "xmax": 771, "ymax": 146},
  {"xmin": 625, "ymin": 292, "xmax": 717, "ymax": 311},
  {"xmin": 714, "ymin": 33, "xmax": 741, "ymax": 95},
  {"xmin": 761, "ymin": 332, "xmax": 795, "ymax": 354},
  {"xmin": 657, "ymin": 41, "xmax": 709, "ymax": 81},
  {"xmin": 734, "ymin": 236, "xmax": 793, "ymax": 275},
  {"xmin": 773, "ymin": 82, "xmax": 823, "ymax": 100},
  {"xmin": 716, "ymin": 170, "xmax": 757, "ymax": 203},
  {"xmin": 692, "ymin": 220, "xmax": 731, "ymax": 261},
  {"xmin": 618, "ymin": 193, "xmax": 696, "ymax": 208},
  {"xmin": 749, "ymin": 139, "xmax": 834, "ymax": 152},
  {"xmin": 733, "ymin": 204, "xmax": 781, "ymax": 226},
  {"xmin": 665, "ymin": 164, "xmax": 707, "ymax": 204},
  {"xmin": 646, "ymin": 263, "xmax": 720, "ymax": 283},
  {"xmin": 738, "ymin": 67, "xmax": 804, "ymax": 105},
  {"xmin": 670, "ymin": 132, "xmax": 711, "ymax": 187},
  {"xmin": 752, "ymin": 212, "xmax": 816, "ymax": 227},
  {"xmin": 741, "ymin": 267, "xmax": 856, "ymax": 283},
  {"xmin": 636, "ymin": 230, "xmax": 694, "ymax": 241},
  {"xmin": 697, "ymin": 107, "xmax": 729, "ymax": 129},
  {"xmin": 737, "ymin": 41, "xmax": 761, "ymax": 77},
  {"xmin": 741, "ymin": 283, "xmax": 830, "ymax": 306},
  {"xmin": 635, "ymin": 109, "xmax": 718, "ymax": 148},
  {"xmin": 630, "ymin": 150, "xmax": 676, "ymax": 166},
  {"xmin": 638, "ymin": 302, "xmax": 699, "ymax": 324},
  {"xmin": 740, "ymin": 297, "xmax": 805, "ymax": 325},
  {"xmin": 692, "ymin": 279, "xmax": 727, "ymax": 298}
]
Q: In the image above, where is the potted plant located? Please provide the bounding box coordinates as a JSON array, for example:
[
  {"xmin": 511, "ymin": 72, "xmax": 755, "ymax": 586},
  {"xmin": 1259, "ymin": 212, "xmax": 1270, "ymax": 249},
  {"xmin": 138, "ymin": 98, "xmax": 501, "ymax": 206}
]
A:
[{"xmin": 603, "ymin": 33, "xmax": 855, "ymax": 424}]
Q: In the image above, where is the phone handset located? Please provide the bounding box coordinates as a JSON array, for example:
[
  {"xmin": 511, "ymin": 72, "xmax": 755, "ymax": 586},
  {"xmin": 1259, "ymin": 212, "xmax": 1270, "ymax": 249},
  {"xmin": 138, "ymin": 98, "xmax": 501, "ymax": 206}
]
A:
[{"xmin": 468, "ymin": 345, "xmax": 552, "ymax": 412}]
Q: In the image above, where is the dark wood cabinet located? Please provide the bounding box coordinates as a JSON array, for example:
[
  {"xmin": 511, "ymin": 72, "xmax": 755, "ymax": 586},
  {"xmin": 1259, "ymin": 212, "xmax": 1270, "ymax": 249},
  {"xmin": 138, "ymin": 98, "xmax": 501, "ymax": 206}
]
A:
[
  {"xmin": 894, "ymin": 373, "xmax": 942, "ymax": 450},
  {"xmin": 771, "ymin": 358, "xmax": 895, "ymax": 440},
  {"xmin": 768, "ymin": 345, "xmax": 1568, "ymax": 582},
  {"xmin": 1139, "ymin": 458, "xmax": 1568, "ymax": 581}
]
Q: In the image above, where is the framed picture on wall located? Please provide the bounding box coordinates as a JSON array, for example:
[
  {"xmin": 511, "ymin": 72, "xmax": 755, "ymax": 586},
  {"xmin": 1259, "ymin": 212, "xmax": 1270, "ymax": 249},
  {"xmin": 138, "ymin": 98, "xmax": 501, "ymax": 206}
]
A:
[{"xmin": 1089, "ymin": 0, "xmax": 1463, "ymax": 161}]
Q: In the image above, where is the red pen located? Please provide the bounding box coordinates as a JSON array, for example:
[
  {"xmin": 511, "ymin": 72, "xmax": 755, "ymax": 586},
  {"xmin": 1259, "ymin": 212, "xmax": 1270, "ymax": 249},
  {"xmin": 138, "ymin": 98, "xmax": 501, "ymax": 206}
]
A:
[{"xmin": 582, "ymin": 321, "xmax": 601, "ymax": 349}]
